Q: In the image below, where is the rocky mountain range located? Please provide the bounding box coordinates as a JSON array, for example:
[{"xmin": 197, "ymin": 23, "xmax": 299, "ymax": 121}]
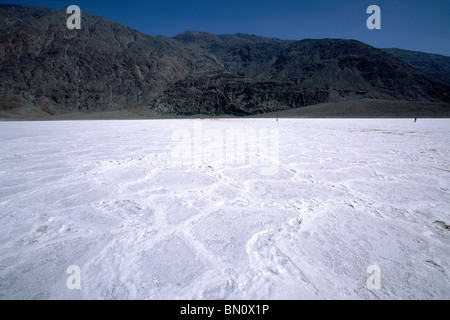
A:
[
  {"xmin": 382, "ymin": 48, "xmax": 450, "ymax": 85},
  {"xmin": 0, "ymin": 4, "xmax": 449, "ymax": 117}
]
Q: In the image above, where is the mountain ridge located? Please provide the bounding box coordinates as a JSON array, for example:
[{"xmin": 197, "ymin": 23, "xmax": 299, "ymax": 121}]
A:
[
  {"xmin": 0, "ymin": 4, "xmax": 449, "ymax": 118},
  {"xmin": 382, "ymin": 48, "xmax": 450, "ymax": 85}
]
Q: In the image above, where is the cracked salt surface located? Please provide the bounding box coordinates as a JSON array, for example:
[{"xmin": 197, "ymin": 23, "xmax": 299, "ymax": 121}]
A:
[{"xmin": 0, "ymin": 119, "xmax": 449, "ymax": 299}]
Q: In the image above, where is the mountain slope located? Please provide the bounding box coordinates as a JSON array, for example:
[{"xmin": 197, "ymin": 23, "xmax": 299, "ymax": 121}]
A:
[
  {"xmin": 158, "ymin": 34, "xmax": 449, "ymax": 115},
  {"xmin": 0, "ymin": 5, "xmax": 221, "ymax": 113},
  {"xmin": 0, "ymin": 4, "xmax": 449, "ymax": 117},
  {"xmin": 382, "ymin": 48, "xmax": 450, "ymax": 85}
]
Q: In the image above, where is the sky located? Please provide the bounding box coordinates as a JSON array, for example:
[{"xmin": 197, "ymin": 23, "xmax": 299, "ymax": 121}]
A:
[{"xmin": 1, "ymin": 0, "xmax": 449, "ymax": 56}]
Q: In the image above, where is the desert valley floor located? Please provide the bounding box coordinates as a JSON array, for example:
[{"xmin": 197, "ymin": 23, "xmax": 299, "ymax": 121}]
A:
[{"xmin": 0, "ymin": 118, "xmax": 449, "ymax": 299}]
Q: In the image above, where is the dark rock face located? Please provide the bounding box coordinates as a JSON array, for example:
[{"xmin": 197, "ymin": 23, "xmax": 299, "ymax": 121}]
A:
[
  {"xmin": 155, "ymin": 73, "xmax": 329, "ymax": 115},
  {"xmin": 0, "ymin": 5, "xmax": 208, "ymax": 112},
  {"xmin": 382, "ymin": 48, "xmax": 450, "ymax": 85},
  {"xmin": 0, "ymin": 4, "xmax": 449, "ymax": 117},
  {"xmin": 157, "ymin": 36, "xmax": 449, "ymax": 115}
]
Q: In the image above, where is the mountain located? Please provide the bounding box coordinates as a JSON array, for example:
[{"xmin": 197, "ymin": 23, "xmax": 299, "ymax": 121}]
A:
[
  {"xmin": 0, "ymin": 4, "xmax": 449, "ymax": 118},
  {"xmin": 162, "ymin": 35, "xmax": 449, "ymax": 115},
  {"xmin": 0, "ymin": 4, "xmax": 218, "ymax": 115},
  {"xmin": 382, "ymin": 48, "xmax": 450, "ymax": 85}
]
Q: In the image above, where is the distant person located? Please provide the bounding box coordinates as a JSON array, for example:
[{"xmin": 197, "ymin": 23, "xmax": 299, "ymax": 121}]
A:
[{"xmin": 414, "ymin": 117, "xmax": 417, "ymax": 122}]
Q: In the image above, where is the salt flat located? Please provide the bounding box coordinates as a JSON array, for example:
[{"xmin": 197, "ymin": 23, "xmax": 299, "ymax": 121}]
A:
[{"xmin": 0, "ymin": 118, "xmax": 449, "ymax": 299}]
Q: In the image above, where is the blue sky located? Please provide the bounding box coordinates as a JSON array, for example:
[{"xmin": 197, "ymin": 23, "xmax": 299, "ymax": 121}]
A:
[{"xmin": 2, "ymin": 0, "xmax": 449, "ymax": 55}]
